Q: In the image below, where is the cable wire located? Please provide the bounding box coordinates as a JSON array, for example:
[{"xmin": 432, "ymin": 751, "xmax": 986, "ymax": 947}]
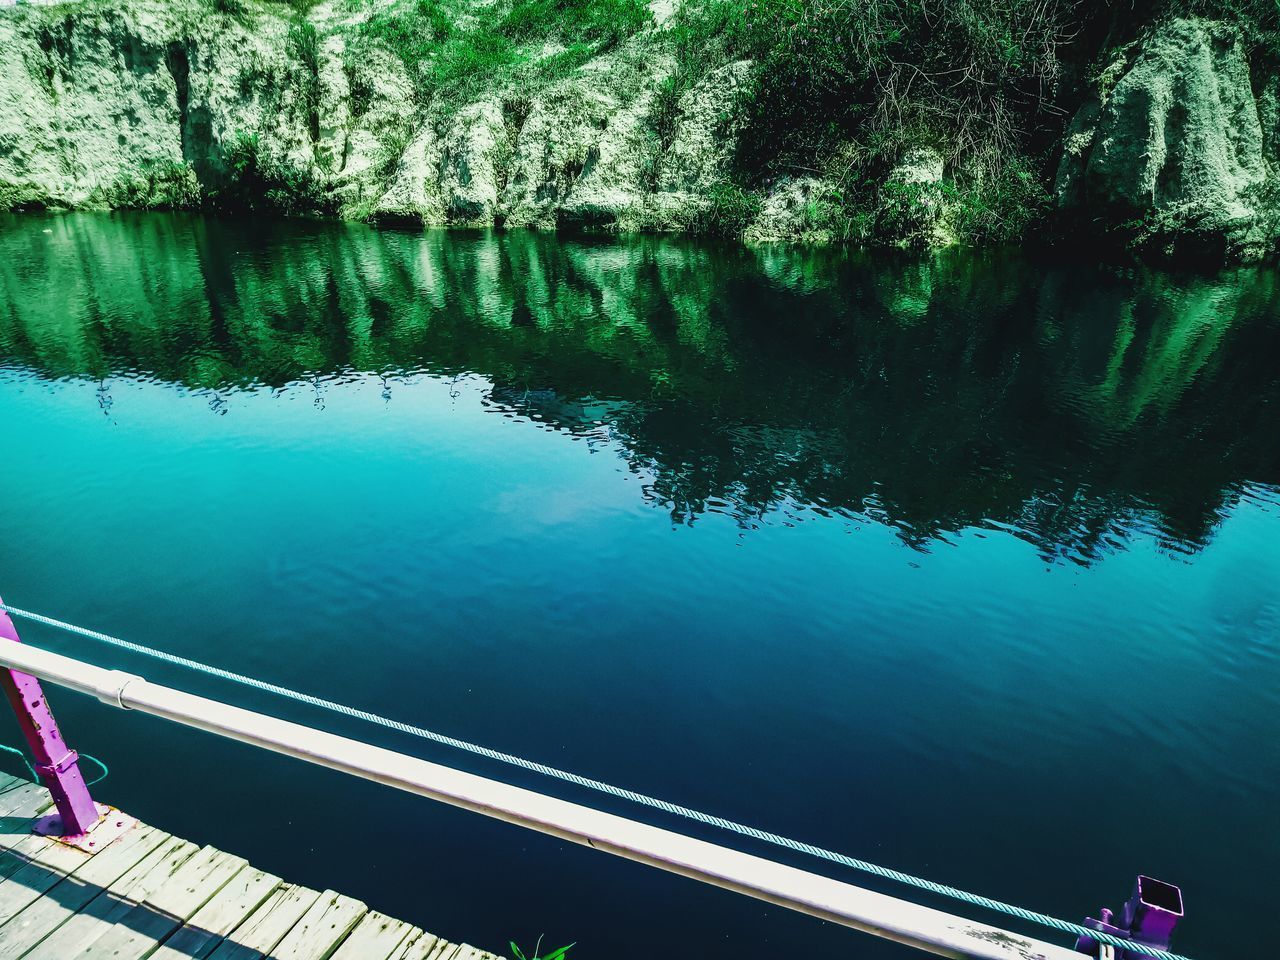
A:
[
  {"xmin": 0, "ymin": 601, "xmax": 1190, "ymax": 960},
  {"xmin": 0, "ymin": 742, "xmax": 109, "ymax": 787}
]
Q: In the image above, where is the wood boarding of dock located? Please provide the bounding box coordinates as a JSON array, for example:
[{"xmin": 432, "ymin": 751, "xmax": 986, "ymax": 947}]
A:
[{"xmin": 0, "ymin": 773, "xmax": 504, "ymax": 960}]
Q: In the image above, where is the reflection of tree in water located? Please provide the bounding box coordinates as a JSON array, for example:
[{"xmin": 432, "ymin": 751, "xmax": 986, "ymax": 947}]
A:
[{"xmin": 1, "ymin": 212, "xmax": 1277, "ymax": 562}]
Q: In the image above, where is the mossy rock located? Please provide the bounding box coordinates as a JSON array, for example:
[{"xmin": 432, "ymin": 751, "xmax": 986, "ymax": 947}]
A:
[{"xmin": 1055, "ymin": 17, "xmax": 1274, "ymax": 263}]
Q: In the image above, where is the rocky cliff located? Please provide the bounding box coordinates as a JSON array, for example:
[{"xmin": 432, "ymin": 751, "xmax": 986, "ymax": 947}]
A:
[
  {"xmin": 2, "ymin": 0, "xmax": 1280, "ymax": 263},
  {"xmin": 0, "ymin": 0, "xmax": 744, "ymax": 228},
  {"xmin": 1055, "ymin": 17, "xmax": 1280, "ymax": 263}
]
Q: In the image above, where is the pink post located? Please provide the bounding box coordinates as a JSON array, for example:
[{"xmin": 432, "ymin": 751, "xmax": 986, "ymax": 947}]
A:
[{"xmin": 0, "ymin": 599, "xmax": 102, "ymax": 837}]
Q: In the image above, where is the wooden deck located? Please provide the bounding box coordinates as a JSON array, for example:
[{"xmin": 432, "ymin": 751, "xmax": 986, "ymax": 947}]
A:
[{"xmin": 0, "ymin": 773, "xmax": 505, "ymax": 960}]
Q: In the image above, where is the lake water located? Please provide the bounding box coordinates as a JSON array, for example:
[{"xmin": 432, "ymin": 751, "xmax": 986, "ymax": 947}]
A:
[{"xmin": 0, "ymin": 212, "xmax": 1276, "ymax": 960}]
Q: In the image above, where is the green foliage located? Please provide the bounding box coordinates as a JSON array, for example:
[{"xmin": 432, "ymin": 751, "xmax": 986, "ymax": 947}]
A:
[
  {"xmin": 208, "ymin": 0, "xmax": 321, "ymax": 14},
  {"xmin": 873, "ymin": 179, "xmax": 944, "ymax": 246},
  {"xmin": 500, "ymin": 0, "xmax": 650, "ymax": 50},
  {"xmin": 509, "ymin": 941, "xmax": 574, "ymax": 960},
  {"xmin": 648, "ymin": 75, "xmax": 684, "ymax": 154},
  {"xmin": 288, "ymin": 20, "xmax": 322, "ymax": 144},
  {"xmin": 648, "ymin": 0, "xmax": 762, "ymax": 136},
  {"xmin": 373, "ymin": 122, "xmax": 414, "ymax": 182},
  {"xmin": 288, "ymin": 19, "xmax": 321, "ymax": 75},
  {"xmin": 692, "ymin": 184, "xmax": 762, "ymax": 236},
  {"xmin": 362, "ymin": 0, "xmax": 454, "ymax": 68},
  {"xmin": 345, "ymin": 59, "xmax": 376, "ymax": 118},
  {"xmin": 360, "ymin": 0, "xmax": 507, "ymax": 101},
  {"xmin": 949, "ymin": 158, "xmax": 1050, "ymax": 243},
  {"xmin": 638, "ymin": 0, "xmax": 768, "ymax": 192},
  {"xmin": 727, "ymin": 0, "xmax": 1072, "ymax": 179},
  {"xmin": 0, "ymin": 182, "xmax": 44, "ymax": 212},
  {"xmin": 642, "ymin": 0, "xmax": 1075, "ymax": 245},
  {"xmin": 1183, "ymin": 0, "xmax": 1280, "ymax": 57},
  {"xmin": 428, "ymin": 30, "xmax": 518, "ymax": 96},
  {"xmin": 102, "ymin": 161, "xmax": 204, "ymax": 211},
  {"xmin": 217, "ymin": 133, "xmax": 332, "ymax": 216},
  {"xmin": 667, "ymin": 0, "xmax": 767, "ymax": 70},
  {"xmin": 357, "ymin": 0, "xmax": 650, "ymax": 105}
]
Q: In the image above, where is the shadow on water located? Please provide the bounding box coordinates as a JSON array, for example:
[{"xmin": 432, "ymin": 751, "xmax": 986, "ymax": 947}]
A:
[{"xmin": 0, "ymin": 211, "xmax": 1278, "ymax": 565}]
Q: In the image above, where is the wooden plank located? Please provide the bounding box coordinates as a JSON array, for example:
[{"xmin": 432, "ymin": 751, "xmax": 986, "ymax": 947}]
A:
[
  {"xmin": 423, "ymin": 940, "xmax": 464, "ymax": 960},
  {"xmin": 207, "ymin": 883, "xmax": 324, "ymax": 960},
  {"xmin": 0, "ymin": 824, "xmax": 170, "ymax": 960},
  {"xmin": 73, "ymin": 845, "xmax": 249, "ymax": 960},
  {"xmin": 454, "ymin": 945, "xmax": 504, "ymax": 960},
  {"xmin": 400, "ymin": 937, "xmax": 463, "ymax": 960},
  {"xmin": 391, "ymin": 931, "xmax": 444, "ymax": 960},
  {"xmin": 145, "ymin": 846, "xmax": 247, "ymax": 917},
  {"xmin": 0, "ymin": 834, "xmax": 51, "ymax": 884},
  {"xmin": 0, "ymin": 773, "xmax": 34, "ymax": 796},
  {"xmin": 148, "ymin": 867, "xmax": 282, "ymax": 960},
  {"xmin": 271, "ymin": 889, "xmax": 367, "ymax": 960},
  {"xmin": 330, "ymin": 910, "xmax": 419, "ymax": 960},
  {"xmin": 0, "ymin": 781, "xmax": 55, "ymax": 821},
  {"xmin": 0, "ymin": 823, "xmax": 94, "ymax": 927},
  {"xmin": 19, "ymin": 835, "xmax": 198, "ymax": 960},
  {"xmin": 0, "ymin": 779, "xmax": 506, "ymax": 960},
  {"xmin": 0, "ymin": 782, "xmax": 61, "ymax": 886}
]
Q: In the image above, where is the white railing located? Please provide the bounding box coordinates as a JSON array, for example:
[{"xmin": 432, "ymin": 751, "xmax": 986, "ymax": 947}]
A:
[{"xmin": 0, "ymin": 640, "xmax": 1079, "ymax": 960}]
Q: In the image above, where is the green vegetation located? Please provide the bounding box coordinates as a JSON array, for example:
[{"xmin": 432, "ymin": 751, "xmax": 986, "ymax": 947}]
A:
[
  {"xmin": 655, "ymin": 0, "xmax": 1070, "ymax": 241},
  {"xmin": 1184, "ymin": 0, "xmax": 1280, "ymax": 56},
  {"xmin": 213, "ymin": 0, "xmax": 321, "ymax": 15},
  {"xmin": 694, "ymin": 184, "xmax": 762, "ymax": 236},
  {"xmin": 288, "ymin": 19, "xmax": 322, "ymax": 145},
  {"xmin": 651, "ymin": 0, "xmax": 1280, "ymax": 244},
  {"xmin": 215, "ymin": 134, "xmax": 332, "ymax": 215},
  {"xmin": 502, "ymin": 0, "xmax": 649, "ymax": 47},
  {"xmin": 509, "ymin": 940, "xmax": 574, "ymax": 960},
  {"xmin": 355, "ymin": 0, "xmax": 651, "ymax": 105},
  {"xmin": 291, "ymin": 0, "xmax": 1280, "ymax": 242},
  {"xmin": 9, "ymin": 0, "xmax": 1280, "ymax": 249},
  {"xmin": 94, "ymin": 161, "xmax": 204, "ymax": 211}
]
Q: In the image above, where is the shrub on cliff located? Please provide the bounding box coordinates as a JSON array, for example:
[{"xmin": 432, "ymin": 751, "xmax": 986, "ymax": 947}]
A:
[
  {"xmin": 93, "ymin": 162, "xmax": 204, "ymax": 211},
  {"xmin": 679, "ymin": 0, "xmax": 1070, "ymax": 241},
  {"xmin": 215, "ymin": 134, "xmax": 333, "ymax": 216}
]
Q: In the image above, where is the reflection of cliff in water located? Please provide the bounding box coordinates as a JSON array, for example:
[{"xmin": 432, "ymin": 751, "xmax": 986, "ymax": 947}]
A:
[{"xmin": 2, "ymin": 212, "xmax": 1278, "ymax": 561}]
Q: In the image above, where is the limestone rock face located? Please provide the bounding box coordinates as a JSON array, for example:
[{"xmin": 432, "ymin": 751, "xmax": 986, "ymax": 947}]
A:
[
  {"xmin": 499, "ymin": 53, "xmax": 652, "ymax": 230},
  {"xmin": 360, "ymin": 43, "xmax": 753, "ymax": 232},
  {"xmin": 7, "ymin": 1, "xmax": 1280, "ymax": 262},
  {"xmin": 659, "ymin": 60, "xmax": 749, "ymax": 194},
  {"xmin": 743, "ymin": 177, "xmax": 835, "ymax": 243},
  {"xmin": 0, "ymin": 1, "xmax": 407, "ymax": 210},
  {"xmin": 439, "ymin": 98, "xmax": 505, "ymax": 223},
  {"xmin": 1055, "ymin": 17, "xmax": 1273, "ymax": 261},
  {"xmin": 0, "ymin": 5, "xmax": 190, "ymax": 207},
  {"xmin": 0, "ymin": 0, "xmax": 737, "ymax": 231},
  {"xmin": 373, "ymin": 124, "xmax": 447, "ymax": 223},
  {"xmin": 876, "ymin": 146, "xmax": 954, "ymax": 248}
]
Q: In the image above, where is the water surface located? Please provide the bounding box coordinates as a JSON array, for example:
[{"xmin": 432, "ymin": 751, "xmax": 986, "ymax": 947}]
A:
[{"xmin": 0, "ymin": 213, "xmax": 1277, "ymax": 960}]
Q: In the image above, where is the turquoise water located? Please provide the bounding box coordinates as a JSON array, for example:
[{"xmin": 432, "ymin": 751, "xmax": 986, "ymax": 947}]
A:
[{"xmin": 0, "ymin": 212, "xmax": 1277, "ymax": 959}]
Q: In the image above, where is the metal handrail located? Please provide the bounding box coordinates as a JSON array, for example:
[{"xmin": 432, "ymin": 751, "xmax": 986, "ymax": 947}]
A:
[{"xmin": 0, "ymin": 639, "xmax": 1079, "ymax": 960}]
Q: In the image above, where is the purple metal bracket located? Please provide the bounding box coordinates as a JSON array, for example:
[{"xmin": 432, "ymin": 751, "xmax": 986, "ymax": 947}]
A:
[
  {"xmin": 1074, "ymin": 875, "xmax": 1184, "ymax": 959},
  {"xmin": 0, "ymin": 598, "xmax": 103, "ymax": 839}
]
